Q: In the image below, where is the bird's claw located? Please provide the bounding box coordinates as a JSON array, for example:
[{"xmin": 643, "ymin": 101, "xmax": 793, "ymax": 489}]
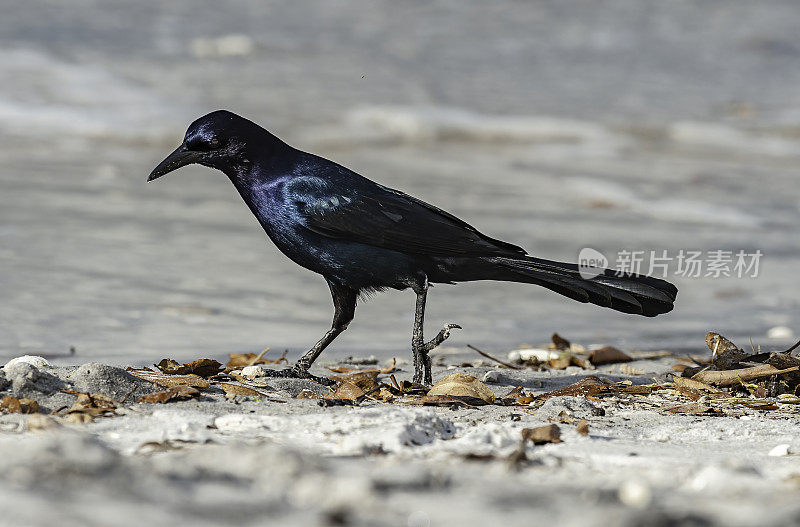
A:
[{"xmin": 423, "ymin": 323, "xmax": 461, "ymax": 352}]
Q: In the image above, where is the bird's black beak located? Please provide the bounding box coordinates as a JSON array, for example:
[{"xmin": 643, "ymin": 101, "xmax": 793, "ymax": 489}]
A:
[{"xmin": 148, "ymin": 143, "xmax": 201, "ymax": 182}]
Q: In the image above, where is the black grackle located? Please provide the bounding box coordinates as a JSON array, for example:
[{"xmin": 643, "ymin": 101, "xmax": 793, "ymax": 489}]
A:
[{"xmin": 149, "ymin": 110, "xmax": 677, "ymax": 385}]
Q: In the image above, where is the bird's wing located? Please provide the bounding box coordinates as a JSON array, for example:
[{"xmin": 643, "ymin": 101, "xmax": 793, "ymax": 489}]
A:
[{"xmin": 289, "ymin": 175, "xmax": 526, "ymax": 257}]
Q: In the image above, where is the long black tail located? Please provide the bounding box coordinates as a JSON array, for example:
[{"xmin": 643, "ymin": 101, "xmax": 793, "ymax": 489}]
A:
[{"xmin": 466, "ymin": 255, "xmax": 677, "ymax": 317}]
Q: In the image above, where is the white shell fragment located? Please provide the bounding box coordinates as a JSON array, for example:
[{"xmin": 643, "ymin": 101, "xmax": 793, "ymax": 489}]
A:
[{"xmin": 3, "ymin": 355, "xmax": 53, "ymax": 373}]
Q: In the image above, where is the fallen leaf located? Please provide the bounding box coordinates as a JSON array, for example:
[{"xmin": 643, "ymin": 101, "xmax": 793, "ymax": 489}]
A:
[
  {"xmin": 296, "ymin": 389, "xmax": 321, "ymax": 399},
  {"xmin": 576, "ymin": 419, "xmax": 589, "ymax": 436},
  {"xmin": 537, "ymin": 376, "xmax": 610, "ymax": 400},
  {"xmin": 68, "ymin": 393, "xmax": 117, "ymax": 416},
  {"xmin": 217, "ymin": 383, "xmax": 265, "ymax": 397},
  {"xmin": 226, "ymin": 349, "xmax": 288, "ymax": 369},
  {"xmin": 537, "ymin": 376, "xmax": 651, "ymax": 401},
  {"xmin": 0, "ymin": 396, "xmax": 39, "ymax": 414},
  {"xmin": 427, "ymin": 373, "xmax": 495, "ymax": 404},
  {"xmin": 550, "ymin": 333, "xmax": 571, "ymax": 351},
  {"xmin": 128, "ymin": 368, "xmax": 211, "ymax": 389},
  {"xmin": 331, "ymin": 371, "xmax": 380, "ymax": 393},
  {"xmin": 522, "ymin": 424, "xmax": 562, "ymax": 444},
  {"xmin": 324, "ymin": 381, "xmax": 366, "ymax": 401},
  {"xmin": 672, "ymin": 377, "xmax": 718, "ymax": 391},
  {"xmin": 138, "ymin": 386, "xmax": 200, "ymax": 404},
  {"xmin": 155, "ymin": 358, "xmax": 223, "ymax": 378},
  {"xmin": 588, "ymin": 346, "xmax": 632, "ymax": 365},
  {"xmin": 706, "ymin": 332, "xmax": 741, "ymax": 355}
]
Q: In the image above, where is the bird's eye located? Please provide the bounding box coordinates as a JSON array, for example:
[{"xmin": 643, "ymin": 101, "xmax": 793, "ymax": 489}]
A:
[{"xmin": 209, "ymin": 137, "xmax": 221, "ymax": 148}]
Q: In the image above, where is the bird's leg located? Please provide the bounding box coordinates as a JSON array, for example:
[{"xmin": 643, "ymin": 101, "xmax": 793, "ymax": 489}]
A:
[
  {"xmin": 260, "ymin": 281, "xmax": 357, "ymax": 386},
  {"xmin": 411, "ymin": 277, "xmax": 461, "ymax": 385}
]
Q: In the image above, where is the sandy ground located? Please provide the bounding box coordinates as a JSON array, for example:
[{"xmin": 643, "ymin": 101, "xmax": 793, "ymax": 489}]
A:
[
  {"xmin": 3, "ymin": 2, "xmax": 800, "ymax": 525},
  {"xmin": 3, "ymin": 350, "xmax": 800, "ymax": 527}
]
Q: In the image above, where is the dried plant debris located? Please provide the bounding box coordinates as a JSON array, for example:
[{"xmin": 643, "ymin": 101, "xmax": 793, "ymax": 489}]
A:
[
  {"xmin": 427, "ymin": 373, "xmax": 495, "ymax": 404},
  {"xmin": 138, "ymin": 386, "xmax": 201, "ymax": 404},
  {"xmin": 503, "ymin": 333, "xmax": 659, "ymax": 372},
  {"xmin": 326, "ymin": 358, "xmax": 396, "ymax": 375},
  {"xmin": 0, "ymin": 396, "xmax": 39, "ymax": 414},
  {"xmin": 66, "ymin": 392, "xmax": 117, "ymax": 417},
  {"xmin": 155, "ymin": 358, "xmax": 223, "ymax": 378},
  {"xmin": 550, "ymin": 333, "xmax": 572, "ymax": 351},
  {"xmin": 588, "ymin": 346, "xmax": 632, "ymax": 366},
  {"xmin": 537, "ymin": 376, "xmax": 651, "ymax": 402},
  {"xmin": 576, "ymin": 419, "xmax": 589, "ymax": 436},
  {"xmin": 497, "ymin": 386, "xmax": 534, "ymax": 406},
  {"xmin": 127, "ymin": 368, "xmax": 211, "ymax": 390},
  {"xmin": 226, "ymin": 349, "xmax": 288, "ymax": 369},
  {"xmin": 652, "ymin": 330, "xmax": 800, "ymax": 413},
  {"xmin": 522, "ymin": 424, "xmax": 562, "ymax": 445}
]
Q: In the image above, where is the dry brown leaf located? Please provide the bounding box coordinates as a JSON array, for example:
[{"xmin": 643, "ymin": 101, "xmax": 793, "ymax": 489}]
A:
[
  {"xmin": 68, "ymin": 393, "xmax": 117, "ymax": 416},
  {"xmin": 331, "ymin": 371, "xmax": 380, "ymax": 393},
  {"xmin": 550, "ymin": 333, "xmax": 571, "ymax": 351},
  {"xmin": 538, "ymin": 376, "xmax": 610, "ymax": 400},
  {"xmin": 218, "ymin": 383, "xmax": 265, "ymax": 397},
  {"xmin": 706, "ymin": 332, "xmax": 741, "ymax": 355},
  {"xmin": 128, "ymin": 368, "xmax": 211, "ymax": 389},
  {"xmin": 138, "ymin": 386, "xmax": 200, "ymax": 404},
  {"xmin": 427, "ymin": 373, "xmax": 495, "ymax": 404},
  {"xmin": 673, "ymin": 376, "xmax": 717, "ymax": 391},
  {"xmin": 589, "ymin": 346, "xmax": 632, "ymax": 365},
  {"xmin": 325, "ymin": 381, "xmax": 366, "ymax": 400},
  {"xmin": 522, "ymin": 424, "xmax": 562, "ymax": 444},
  {"xmin": 156, "ymin": 358, "xmax": 223, "ymax": 378},
  {"xmin": 576, "ymin": 419, "xmax": 589, "ymax": 436},
  {"xmin": 296, "ymin": 389, "xmax": 321, "ymax": 399},
  {"xmin": 226, "ymin": 349, "xmax": 288, "ymax": 369},
  {"xmin": 537, "ymin": 376, "xmax": 651, "ymax": 401},
  {"xmin": 0, "ymin": 396, "xmax": 39, "ymax": 414}
]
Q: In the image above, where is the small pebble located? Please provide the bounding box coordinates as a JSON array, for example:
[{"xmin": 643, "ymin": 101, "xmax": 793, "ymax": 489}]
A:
[
  {"xmin": 241, "ymin": 365, "xmax": 266, "ymax": 379},
  {"xmin": 618, "ymin": 480, "xmax": 652, "ymax": 509},
  {"xmin": 482, "ymin": 371, "xmax": 500, "ymax": 383},
  {"xmin": 3, "ymin": 356, "xmax": 53, "ymax": 373},
  {"xmin": 768, "ymin": 444, "xmax": 790, "ymax": 457},
  {"xmin": 767, "ymin": 326, "xmax": 795, "ymax": 340}
]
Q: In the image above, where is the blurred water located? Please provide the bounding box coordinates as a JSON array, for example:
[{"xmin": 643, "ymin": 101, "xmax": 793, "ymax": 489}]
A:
[{"xmin": 2, "ymin": 0, "xmax": 800, "ymax": 365}]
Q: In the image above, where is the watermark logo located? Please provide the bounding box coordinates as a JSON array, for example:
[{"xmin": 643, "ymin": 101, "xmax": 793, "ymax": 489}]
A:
[
  {"xmin": 578, "ymin": 247, "xmax": 609, "ymax": 279},
  {"xmin": 577, "ymin": 248, "xmax": 763, "ymax": 279}
]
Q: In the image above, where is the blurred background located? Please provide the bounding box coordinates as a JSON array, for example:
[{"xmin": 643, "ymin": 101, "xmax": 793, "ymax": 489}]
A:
[{"xmin": 1, "ymin": 0, "xmax": 800, "ymax": 365}]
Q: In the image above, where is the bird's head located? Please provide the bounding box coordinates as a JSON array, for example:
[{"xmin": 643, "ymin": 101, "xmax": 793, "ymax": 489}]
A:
[{"xmin": 148, "ymin": 110, "xmax": 277, "ymax": 182}]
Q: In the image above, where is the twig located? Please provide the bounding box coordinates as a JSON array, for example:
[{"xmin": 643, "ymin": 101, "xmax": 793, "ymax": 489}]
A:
[
  {"xmin": 467, "ymin": 344, "xmax": 522, "ymax": 370},
  {"xmin": 389, "ymin": 374, "xmax": 402, "ymax": 393},
  {"xmin": 249, "ymin": 348, "xmax": 270, "ymax": 366},
  {"xmin": 783, "ymin": 337, "xmax": 800, "ymax": 354}
]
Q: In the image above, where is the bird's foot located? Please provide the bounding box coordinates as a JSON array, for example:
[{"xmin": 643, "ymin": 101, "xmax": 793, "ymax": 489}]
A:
[
  {"xmin": 413, "ymin": 323, "xmax": 461, "ymax": 385},
  {"xmin": 258, "ymin": 364, "xmax": 336, "ymax": 386},
  {"xmin": 423, "ymin": 323, "xmax": 461, "ymax": 352}
]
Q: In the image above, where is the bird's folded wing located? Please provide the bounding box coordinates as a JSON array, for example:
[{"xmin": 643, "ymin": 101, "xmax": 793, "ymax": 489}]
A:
[{"xmin": 295, "ymin": 181, "xmax": 525, "ymax": 257}]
